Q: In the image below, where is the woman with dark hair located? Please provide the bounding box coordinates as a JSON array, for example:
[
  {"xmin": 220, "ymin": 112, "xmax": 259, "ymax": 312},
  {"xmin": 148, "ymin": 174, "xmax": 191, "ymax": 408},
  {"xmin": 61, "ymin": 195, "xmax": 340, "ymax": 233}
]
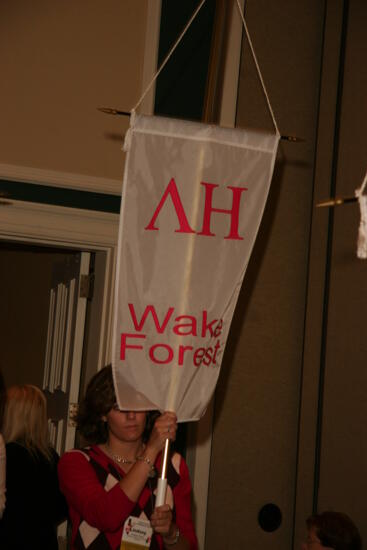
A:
[
  {"xmin": 303, "ymin": 511, "xmax": 362, "ymax": 550},
  {"xmin": 0, "ymin": 369, "xmax": 6, "ymax": 518},
  {"xmin": 58, "ymin": 365, "xmax": 197, "ymax": 550},
  {"xmin": 0, "ymin": 384, "xmax": 68, "ymax": 549}
]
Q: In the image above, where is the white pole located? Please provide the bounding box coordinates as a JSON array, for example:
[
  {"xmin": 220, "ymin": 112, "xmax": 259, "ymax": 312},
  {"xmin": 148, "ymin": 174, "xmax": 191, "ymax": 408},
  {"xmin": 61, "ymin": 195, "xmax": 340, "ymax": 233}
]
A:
[{"xmin": 155, "ymin": 438, "xmax": 170, "ymax": 506}]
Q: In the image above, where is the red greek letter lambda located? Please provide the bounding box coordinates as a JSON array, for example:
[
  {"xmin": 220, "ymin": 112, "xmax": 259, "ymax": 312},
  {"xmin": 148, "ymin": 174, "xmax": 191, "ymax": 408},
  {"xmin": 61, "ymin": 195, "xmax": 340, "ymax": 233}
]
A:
[
  {"xmin": 197, "ymin": 182, "xmax": 248, "ymax": 240},
  {"xmin": 145, "ymin": 178, "xmax": 195, "ymax": 234}
]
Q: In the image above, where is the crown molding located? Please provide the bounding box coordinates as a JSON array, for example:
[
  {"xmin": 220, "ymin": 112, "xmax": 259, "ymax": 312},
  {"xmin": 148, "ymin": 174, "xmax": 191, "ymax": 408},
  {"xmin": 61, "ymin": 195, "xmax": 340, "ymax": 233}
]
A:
[
  {"xmin": 0, "ymin": 163, "xmax": 122, "ymax": 196},
  {"xmin": 0, "ymin": 199, "xmax": 119, "ymax": 248}
]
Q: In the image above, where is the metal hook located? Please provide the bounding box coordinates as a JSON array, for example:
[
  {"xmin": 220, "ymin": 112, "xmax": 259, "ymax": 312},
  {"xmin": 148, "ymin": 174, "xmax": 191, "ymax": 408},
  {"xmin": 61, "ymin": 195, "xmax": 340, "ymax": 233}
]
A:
[
  {"xmin": 97, "ymin": 107, "xmax": 130, "ymax": 116},
  {"xmin": 97, "ymin": 107, "xmax": 304, "ymax": 143}
]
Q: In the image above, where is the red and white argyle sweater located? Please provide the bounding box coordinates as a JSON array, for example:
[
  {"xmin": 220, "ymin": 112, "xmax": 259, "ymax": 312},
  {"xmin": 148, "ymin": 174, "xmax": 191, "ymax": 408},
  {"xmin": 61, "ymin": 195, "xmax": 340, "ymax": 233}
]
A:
[{"xmin": 58, "ymin": 445, "xmax": 197, "ymax": 550}]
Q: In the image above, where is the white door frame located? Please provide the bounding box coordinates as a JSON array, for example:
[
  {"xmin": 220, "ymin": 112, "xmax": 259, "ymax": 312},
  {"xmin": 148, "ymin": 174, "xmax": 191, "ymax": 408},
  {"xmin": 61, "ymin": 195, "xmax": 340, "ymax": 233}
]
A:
[
  {"xmin": 0, "ymin": 199, "xmax": 119, "ymax": 367},
  {"xmin": 0, "ymin": 198, "xmax": 210, "ymax": 546},
  {"xmin": 0, "ymin": 197, "xmax": 214, "ymax": 545}
]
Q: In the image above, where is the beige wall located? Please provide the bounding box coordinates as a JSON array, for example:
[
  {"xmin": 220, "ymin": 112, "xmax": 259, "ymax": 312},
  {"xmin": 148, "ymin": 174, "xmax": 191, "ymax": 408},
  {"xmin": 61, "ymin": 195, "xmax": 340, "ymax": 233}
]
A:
[
  {"xmin": 0, "ymin": 0, "xmax": 149, "ymax": 183},
  {"xmin": 206, "ymin": 2, "xmax": 325, "ymax": 548},
  {"xmin": 207, "ymin": 1, "xmax": 367, "ymax": 548},
  {"xmin": 316, "ymin": 0, "xmax": 367, "ymax": 533}
]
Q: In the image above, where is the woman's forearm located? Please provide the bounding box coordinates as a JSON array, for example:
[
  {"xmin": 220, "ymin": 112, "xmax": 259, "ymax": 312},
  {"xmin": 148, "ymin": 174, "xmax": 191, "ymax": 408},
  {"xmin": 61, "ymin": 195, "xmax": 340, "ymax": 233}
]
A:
[{"xmin": 118, "ymin": 445, "xmax": 157, "ymax": 502}]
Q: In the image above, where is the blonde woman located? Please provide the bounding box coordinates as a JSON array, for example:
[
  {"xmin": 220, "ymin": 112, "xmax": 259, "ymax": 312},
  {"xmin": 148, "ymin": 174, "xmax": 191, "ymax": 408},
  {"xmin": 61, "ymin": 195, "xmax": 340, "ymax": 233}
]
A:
[{"xmin": 0, "ymin": 385, "xmax": 67, "ymax": 549}]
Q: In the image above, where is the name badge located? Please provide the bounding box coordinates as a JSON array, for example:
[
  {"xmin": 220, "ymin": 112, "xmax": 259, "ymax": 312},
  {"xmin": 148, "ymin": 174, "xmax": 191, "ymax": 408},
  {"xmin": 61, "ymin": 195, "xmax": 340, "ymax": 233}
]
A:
[{"xmin": 120, "ymin": 515, "xmax": 153, "ymax": 550}]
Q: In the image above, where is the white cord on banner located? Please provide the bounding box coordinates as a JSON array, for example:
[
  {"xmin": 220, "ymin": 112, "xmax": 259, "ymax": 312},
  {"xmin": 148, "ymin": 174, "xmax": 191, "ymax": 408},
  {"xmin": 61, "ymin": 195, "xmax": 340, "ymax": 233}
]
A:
[
  {"xmin": 355, "ymin": 170, "xmax": 367, "ymax": 259},
  {"xmin": 235, "ymin": 0, "xmax": 280, "ymax": 137},
  {"xmin": 132, "ymin": 0, "xmax": 207, "ymax": 113}
]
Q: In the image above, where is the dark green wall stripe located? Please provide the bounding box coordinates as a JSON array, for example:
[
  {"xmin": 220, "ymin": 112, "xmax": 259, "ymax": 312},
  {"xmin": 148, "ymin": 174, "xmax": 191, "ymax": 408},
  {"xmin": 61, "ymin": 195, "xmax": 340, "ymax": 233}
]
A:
[
  {"xmin": 0, "ymin": 179, "xmax": 121, "ymax": 214},
  {"xmin": 154, "ymin": 0, "xmax": 216, "ymax": 121}
]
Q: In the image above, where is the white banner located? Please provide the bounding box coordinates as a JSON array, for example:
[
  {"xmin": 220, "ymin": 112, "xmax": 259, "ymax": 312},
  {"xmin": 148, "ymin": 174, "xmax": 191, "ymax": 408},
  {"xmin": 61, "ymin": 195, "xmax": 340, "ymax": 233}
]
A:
[{"xmin": 112, "ymin": 113, "xmax": 279, "ymax": 421}]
